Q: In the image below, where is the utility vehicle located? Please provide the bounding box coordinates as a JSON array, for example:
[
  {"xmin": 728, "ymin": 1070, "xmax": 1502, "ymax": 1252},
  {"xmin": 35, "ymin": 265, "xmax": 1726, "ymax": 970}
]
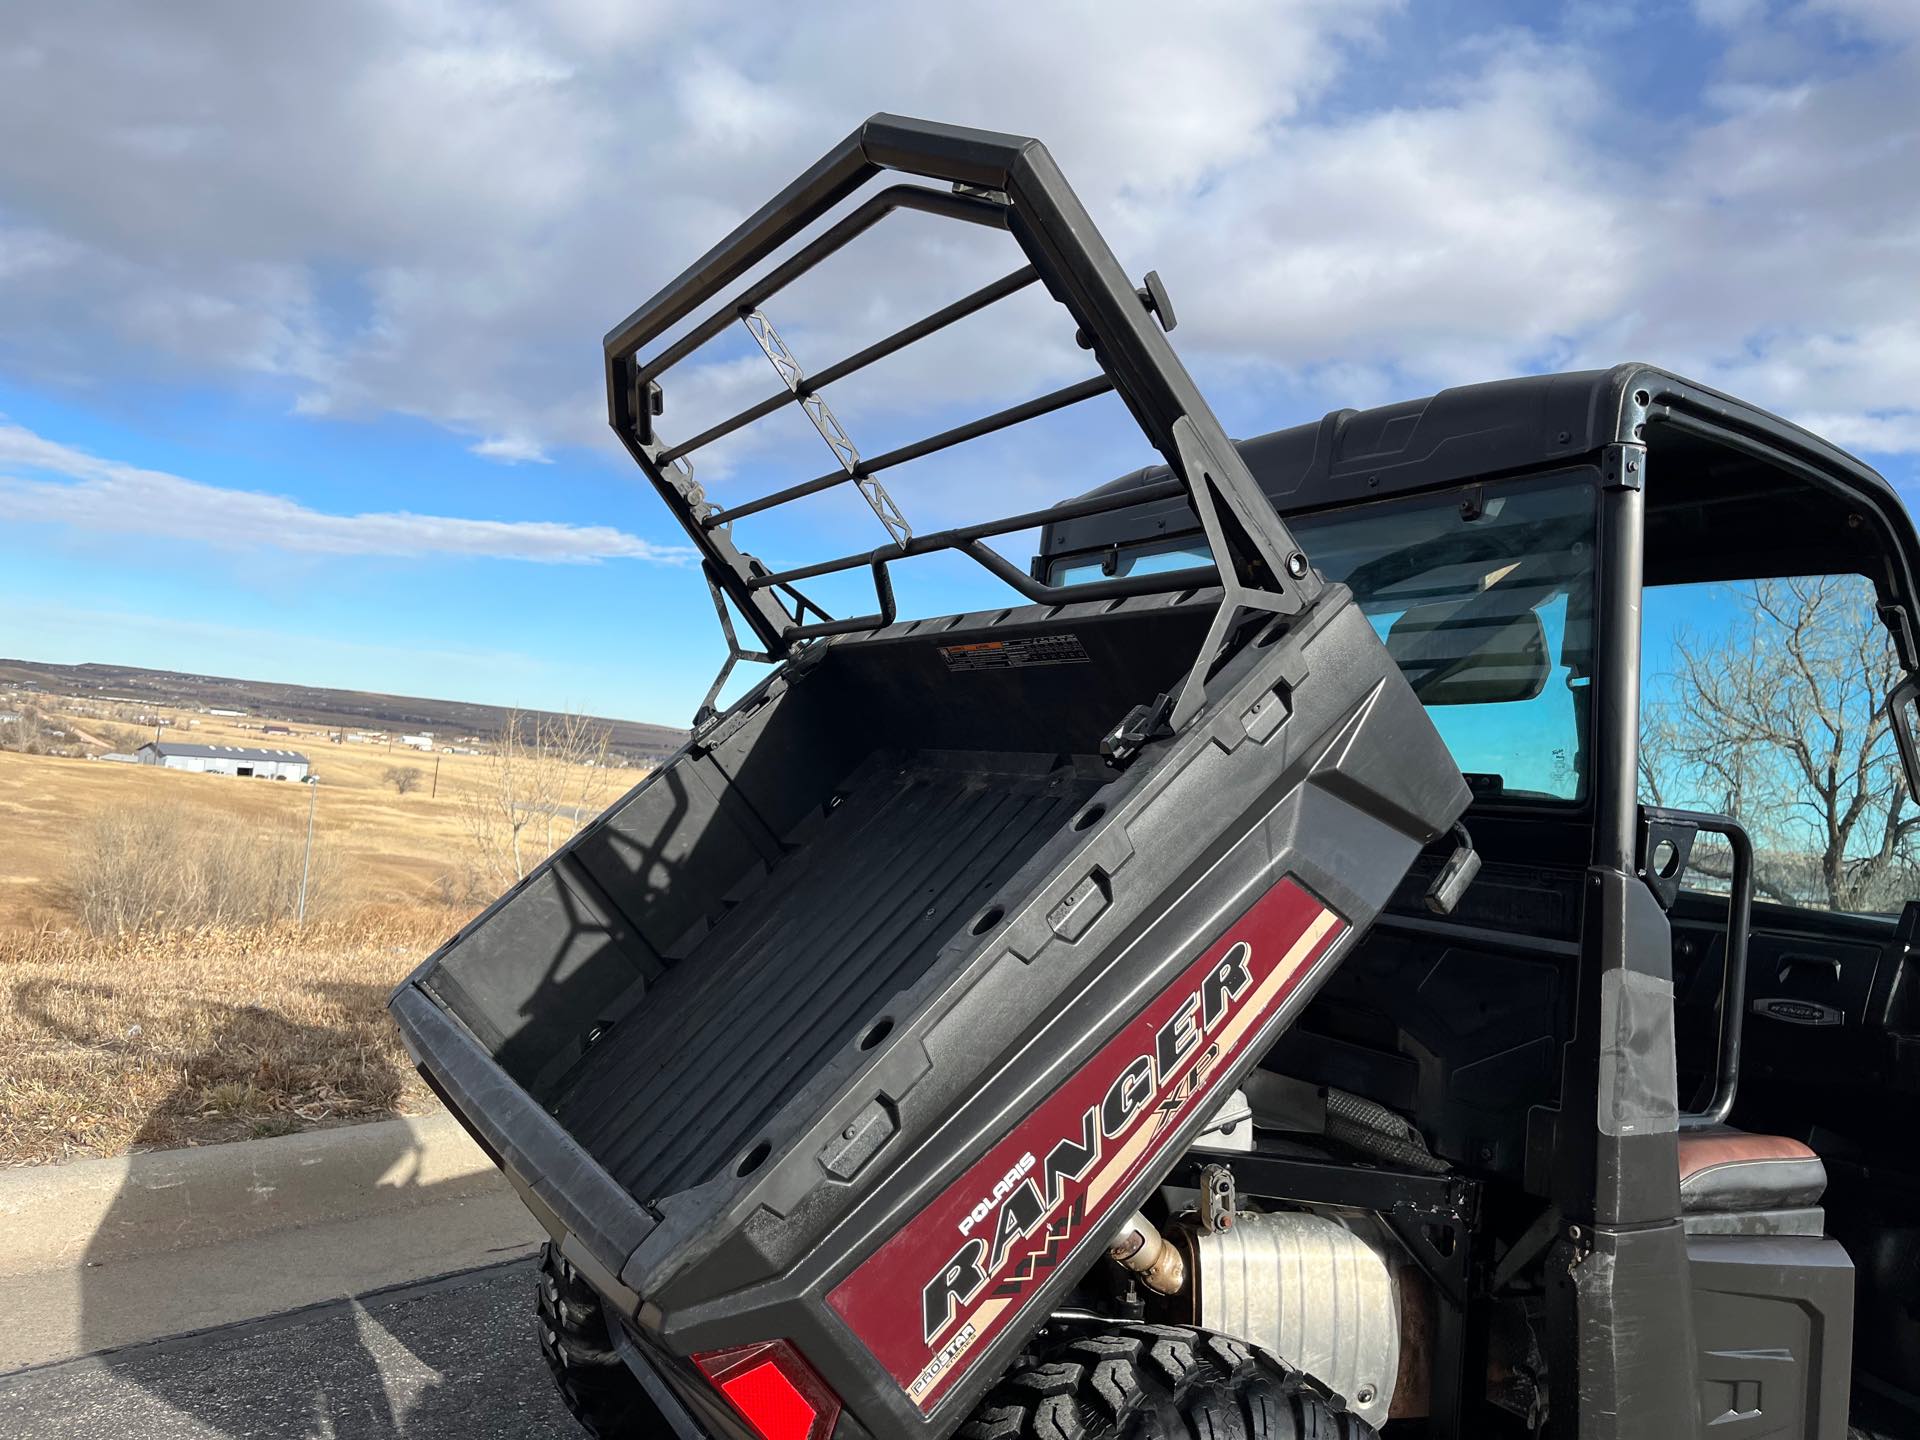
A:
[{"xmin": 390, "ymin": 116, "xmax": 1920, "ymax": 1438}]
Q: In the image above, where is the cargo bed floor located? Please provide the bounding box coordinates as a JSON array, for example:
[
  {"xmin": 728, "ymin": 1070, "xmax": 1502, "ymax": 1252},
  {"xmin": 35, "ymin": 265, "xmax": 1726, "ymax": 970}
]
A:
[{"xmin": 551, "ymin": 750, "xmax": 1101, "ymax": 1204}]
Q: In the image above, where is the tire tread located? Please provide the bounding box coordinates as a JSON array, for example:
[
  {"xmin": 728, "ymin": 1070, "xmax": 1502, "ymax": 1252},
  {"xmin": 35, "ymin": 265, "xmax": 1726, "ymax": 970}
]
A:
[
  {"xmin": 536, "ymin": 1242, "xmax": 664, "ymax": 1438},
  {"xmin": 958, "ymin": 1320, "xmax": 1374, "ymax": 1440}
]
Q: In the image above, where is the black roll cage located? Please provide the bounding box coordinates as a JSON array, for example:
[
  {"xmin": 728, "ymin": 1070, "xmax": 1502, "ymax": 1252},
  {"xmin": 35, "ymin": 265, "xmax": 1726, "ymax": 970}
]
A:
[{"xmin": 603, "ymin": 114, "xmax": 1320, "ymax": 726}]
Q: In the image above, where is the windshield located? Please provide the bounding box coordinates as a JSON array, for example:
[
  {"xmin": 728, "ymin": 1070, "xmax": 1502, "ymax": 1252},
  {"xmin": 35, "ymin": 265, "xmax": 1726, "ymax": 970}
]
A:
[{"xmin": 1048, "ymin": 476, "xmax": 1598, "ymax": 801}]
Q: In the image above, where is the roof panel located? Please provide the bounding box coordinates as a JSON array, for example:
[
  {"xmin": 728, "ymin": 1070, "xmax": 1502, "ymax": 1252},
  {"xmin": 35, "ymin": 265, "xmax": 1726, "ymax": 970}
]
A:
[{"xmin": 143, "ymin": 742, "xmax": 311, "ymax": 763}]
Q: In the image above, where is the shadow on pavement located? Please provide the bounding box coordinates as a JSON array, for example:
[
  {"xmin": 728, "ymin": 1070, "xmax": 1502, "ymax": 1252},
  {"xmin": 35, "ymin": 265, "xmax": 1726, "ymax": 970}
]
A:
[{"xmin": 72, "ymin": 987, "xmax": 498, "ymax": 1438}]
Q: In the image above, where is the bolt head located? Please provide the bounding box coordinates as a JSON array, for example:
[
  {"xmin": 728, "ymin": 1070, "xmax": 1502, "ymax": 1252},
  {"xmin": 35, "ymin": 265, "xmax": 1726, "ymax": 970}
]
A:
[{"xmin": 1285, "ymin": 552, "xmax": 1309, "ymax": 579}]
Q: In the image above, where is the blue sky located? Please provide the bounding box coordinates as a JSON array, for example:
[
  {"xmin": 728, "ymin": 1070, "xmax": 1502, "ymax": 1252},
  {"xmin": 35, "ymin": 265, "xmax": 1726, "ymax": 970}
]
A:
[{"xmin": 1, "ymin": 1, "xmax": 1915, "ymax": 724}]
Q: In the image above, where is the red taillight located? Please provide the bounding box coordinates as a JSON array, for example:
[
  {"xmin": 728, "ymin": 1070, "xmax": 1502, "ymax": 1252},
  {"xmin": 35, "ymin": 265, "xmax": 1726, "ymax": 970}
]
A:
[{"xmin": 693, "ymin": 1340, "xmax": 841, "ymax": 1440}]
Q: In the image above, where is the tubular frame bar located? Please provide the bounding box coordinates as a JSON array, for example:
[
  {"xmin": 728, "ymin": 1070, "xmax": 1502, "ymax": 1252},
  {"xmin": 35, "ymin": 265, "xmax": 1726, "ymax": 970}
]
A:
[
  {"xmin": 1654, "ymin": 807, "xmax": 1753, "ymax": 1130},
  {"xmin": 605, "ymin": 113, "xmax": 1321, "ymax": 661},
  {"xmin": 657, "ymin": 266, "xmax": 1040, "ymax": 467},
  {"xmin": 707, "ymin": 375, "xmax": 1115, "ymax": 529},
  {"xmin": 744, "ymin": 475, "xmax": 1201, "ymax": 592},
  {"xmin": 635, "ymin": 184, "xmax": 1010, "ymax": 388}
]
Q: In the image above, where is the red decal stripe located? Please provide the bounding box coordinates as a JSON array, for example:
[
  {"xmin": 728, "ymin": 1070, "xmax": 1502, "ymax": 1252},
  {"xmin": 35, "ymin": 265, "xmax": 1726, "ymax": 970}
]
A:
[{"xmin": 825, "ymin": 878, "xmax": 1344, "ymax": 1412}]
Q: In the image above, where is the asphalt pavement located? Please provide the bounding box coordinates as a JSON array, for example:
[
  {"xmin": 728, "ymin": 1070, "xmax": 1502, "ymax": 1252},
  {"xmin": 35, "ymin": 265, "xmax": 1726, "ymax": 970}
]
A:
[{"xmin": 0, "ymin": 1260, "xmax": 580, "ymax": 1439}]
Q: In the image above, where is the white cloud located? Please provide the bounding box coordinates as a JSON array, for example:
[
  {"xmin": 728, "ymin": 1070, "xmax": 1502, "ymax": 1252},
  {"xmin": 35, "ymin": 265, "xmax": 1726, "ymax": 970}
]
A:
[
  {"xmin": 1794, "ymin": 411, "xmax": 1920, "ymax": 455},
  {"xmin": 1154, "ymin": 42, "xmax": 1634, "ymax": 381},
  {"xmin": 1695, "ymin": 0, "xmax": 1767, "ymax": 29},
  {"xmin": 0, "ymin": 422, "xmax": 692, "ymax": 565},
  {"xmin": 1807, "ymin": 0, "xmax": 1920, "ymax": 43},
  {"xmin": 0, "ymin": 0, "xmax": 1396, "ymax": 458},
  {"xmin": 469, "ymin": 434, "xmax": 552, "ymax": 464},
  {"xmin": 0, "ymin": 0, "xmax": 1915, "ymax": 482}
]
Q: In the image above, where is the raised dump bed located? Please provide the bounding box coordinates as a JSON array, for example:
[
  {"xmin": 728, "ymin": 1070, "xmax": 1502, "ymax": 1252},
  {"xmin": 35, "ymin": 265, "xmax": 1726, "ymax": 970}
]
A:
[
  {"xmin": 408, "ymin": 592, "xmax": 1232, "ymax": 1207},
  {"xmin": 391, "ymin": 114, "xmax": 1471, "ymax": 1436},
  {"xmin": 394, "ymin": 580, "xmax": 1464, "ymax": 1423}
]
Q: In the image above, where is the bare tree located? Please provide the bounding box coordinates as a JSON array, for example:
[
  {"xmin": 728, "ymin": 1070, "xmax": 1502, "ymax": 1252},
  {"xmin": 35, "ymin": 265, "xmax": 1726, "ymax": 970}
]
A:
[
  {"xmin": 1644, "ymin": 576, "xmax": 1919, "ymax": 912},
  {"xmin": 383, "ymin": 765, "xmax": 424, "ymax": 795},
  {"xmin": 461, "ymin": 709, "xmax": 615, "ymax": 886},
  {"xmin": 539, "ymin": 712, "xmax": 613, "ymax": 857}
]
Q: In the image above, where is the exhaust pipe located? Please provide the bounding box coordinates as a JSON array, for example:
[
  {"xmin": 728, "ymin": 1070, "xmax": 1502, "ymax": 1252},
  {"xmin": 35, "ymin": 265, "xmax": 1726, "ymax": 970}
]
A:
[{"xmin": 1109, "ymin": 1212, "xmax": 1185, "ymax": 1296}]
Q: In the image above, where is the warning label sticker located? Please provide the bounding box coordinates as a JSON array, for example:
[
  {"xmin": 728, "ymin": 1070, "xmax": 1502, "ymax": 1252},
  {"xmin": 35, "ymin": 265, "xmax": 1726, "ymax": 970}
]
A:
[{"xmin": 938, "ymin": 634, "xmax": 1091, "ymax": 672}]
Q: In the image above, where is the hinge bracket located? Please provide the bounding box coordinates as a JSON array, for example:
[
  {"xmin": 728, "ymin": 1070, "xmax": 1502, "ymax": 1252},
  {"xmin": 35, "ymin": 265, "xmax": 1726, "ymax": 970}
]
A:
[
  {"xmin": 1600, "ymin": 441, "xmax": 1646, "ymax": 491},
  {"xmin": 1168, "ymin": 417, "xmax": 1316, "ymax": 730}
]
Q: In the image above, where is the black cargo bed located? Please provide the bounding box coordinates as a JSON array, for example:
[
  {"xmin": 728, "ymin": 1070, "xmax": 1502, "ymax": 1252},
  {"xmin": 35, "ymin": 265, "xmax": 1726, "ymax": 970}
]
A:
[{"xmin": 550, "ymin": 749, "xmax": 1100, "ymax": 1203}]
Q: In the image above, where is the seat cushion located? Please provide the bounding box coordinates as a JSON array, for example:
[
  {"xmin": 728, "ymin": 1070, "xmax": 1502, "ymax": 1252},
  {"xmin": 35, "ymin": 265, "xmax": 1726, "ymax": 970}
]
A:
[{"xmin": 1677, "ymin": 1127, "xmax": 1826, "ymax": 1212}]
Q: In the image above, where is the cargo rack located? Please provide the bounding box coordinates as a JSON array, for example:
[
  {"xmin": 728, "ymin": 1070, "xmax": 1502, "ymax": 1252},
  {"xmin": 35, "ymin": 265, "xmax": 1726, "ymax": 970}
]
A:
[{"xmin": 602, "ymin": 113, "xmax": 1322, "ymax": 726}]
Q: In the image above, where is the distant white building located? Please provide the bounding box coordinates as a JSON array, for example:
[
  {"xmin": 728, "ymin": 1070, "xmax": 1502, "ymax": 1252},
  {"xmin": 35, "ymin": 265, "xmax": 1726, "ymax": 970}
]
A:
[
  {"xmin": 398, "ymin": 732, "xmax": 434, "ymax": 751},
  {"xmin": 206, "ymin": 708, "xmax": 247, "ymax": 718},
  {"xmin": 136, "ymin": 742, "xmax": 310, "ymax": 781}
]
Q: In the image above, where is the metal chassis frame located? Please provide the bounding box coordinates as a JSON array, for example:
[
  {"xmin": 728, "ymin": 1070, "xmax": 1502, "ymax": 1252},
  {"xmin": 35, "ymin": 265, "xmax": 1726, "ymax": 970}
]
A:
[
  {"xmin": 603, "ymin": 114, "xmax": 1318, "ymax": 727},
  {"xmin": 1175, "ymin": 1150, "xmax": 1483, "ymax": 1439}
]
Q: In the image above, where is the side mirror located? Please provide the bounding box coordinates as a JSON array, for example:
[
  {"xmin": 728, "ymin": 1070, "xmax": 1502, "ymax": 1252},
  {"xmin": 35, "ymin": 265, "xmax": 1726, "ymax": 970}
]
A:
[
  {"xmin": 1891, "ymin": 675, "xmax": 1920, "ymax": 798},
  {"xmin": 1387, "ymin": 601, "xmax": 1551, "ymax": 705}
]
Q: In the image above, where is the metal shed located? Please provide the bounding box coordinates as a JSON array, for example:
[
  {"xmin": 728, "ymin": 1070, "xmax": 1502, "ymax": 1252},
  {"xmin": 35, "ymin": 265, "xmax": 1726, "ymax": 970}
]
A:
[{"xmin": 135, "ymin": 742, "xmax": 311, "ymax": 781}]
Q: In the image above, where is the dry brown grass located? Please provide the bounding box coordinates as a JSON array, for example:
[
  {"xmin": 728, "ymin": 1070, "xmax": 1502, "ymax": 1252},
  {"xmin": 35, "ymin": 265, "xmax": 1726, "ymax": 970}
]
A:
[
  {"xmin": 0, "ymin": 906, "xmax": 460, "ymax": 1166},
  {"xmin": 0, "ymin": 708, "xmax": 654, "ymax": 930},
  {"xmin": 61, "ymin": 804, "xmax": 350, "ymax": 935},
  {"xmin": 0, "ymin": 697, "xmax": 659, "ymax": 1164}
]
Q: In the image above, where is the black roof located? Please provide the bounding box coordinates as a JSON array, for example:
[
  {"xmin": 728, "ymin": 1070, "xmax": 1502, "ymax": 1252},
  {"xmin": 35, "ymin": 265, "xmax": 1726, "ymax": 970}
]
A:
[{"xmin": 1040, "ymin": 364, "xmax": 1918, "ymax": 627}]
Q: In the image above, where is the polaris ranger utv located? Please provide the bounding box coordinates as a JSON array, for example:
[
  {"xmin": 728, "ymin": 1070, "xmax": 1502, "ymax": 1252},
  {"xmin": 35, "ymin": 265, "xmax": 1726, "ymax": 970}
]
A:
[{"xmin": 390, "ymin": 116, "xmax": 1920, "ymax": 1439}]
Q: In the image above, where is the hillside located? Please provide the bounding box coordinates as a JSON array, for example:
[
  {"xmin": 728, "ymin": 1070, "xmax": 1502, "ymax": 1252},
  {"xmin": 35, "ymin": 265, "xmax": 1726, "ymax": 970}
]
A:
[{"xmin": 0, "ymin": 658, "xmax": 685, "ymax": 761}]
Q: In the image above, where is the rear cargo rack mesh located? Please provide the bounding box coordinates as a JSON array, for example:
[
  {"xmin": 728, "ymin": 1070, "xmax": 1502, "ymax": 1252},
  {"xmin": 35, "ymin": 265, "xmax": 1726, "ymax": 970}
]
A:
[{"xmin": 604, "ymin": 115, "xmax": 1325, "ymax": 727}]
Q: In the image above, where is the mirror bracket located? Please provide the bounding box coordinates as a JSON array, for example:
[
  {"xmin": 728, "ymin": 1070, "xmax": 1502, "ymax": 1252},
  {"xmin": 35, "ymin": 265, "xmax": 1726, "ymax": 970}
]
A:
[{"xmin": 1636, "ymin": 809, "xmax": 1699, "ymax": 912}]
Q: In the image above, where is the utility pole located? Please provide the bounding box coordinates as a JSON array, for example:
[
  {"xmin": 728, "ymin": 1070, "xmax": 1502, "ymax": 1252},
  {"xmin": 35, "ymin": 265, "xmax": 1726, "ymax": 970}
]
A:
[
  {"xmin": 431, "ymin": 753, "xmax": 441, "ymax": 799},
  {"xmin": 297, "ymin": 775, "xmax": 318, "ymax": 925}
]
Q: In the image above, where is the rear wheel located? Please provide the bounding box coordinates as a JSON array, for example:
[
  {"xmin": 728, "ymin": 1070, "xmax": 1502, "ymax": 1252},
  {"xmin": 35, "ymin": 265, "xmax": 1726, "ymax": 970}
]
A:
[
  {"xmin": 536, "ymin": 1242, "xmax": 667, "ymax": 1438},
  {"xmin": 960, "ymin": 1321, "xmax": 1375, "ymax": 1440}
]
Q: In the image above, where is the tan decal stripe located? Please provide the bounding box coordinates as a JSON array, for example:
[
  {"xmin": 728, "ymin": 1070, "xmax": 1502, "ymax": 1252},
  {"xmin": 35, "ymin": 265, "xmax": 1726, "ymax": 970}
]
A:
[
  {"xmin": 1087, "ymin": 907, "xmax": 1337, "ymax": 1211},
  {"xmin": 932, "ymin": 903, "xmax": 1343, "ymax": 1406}
]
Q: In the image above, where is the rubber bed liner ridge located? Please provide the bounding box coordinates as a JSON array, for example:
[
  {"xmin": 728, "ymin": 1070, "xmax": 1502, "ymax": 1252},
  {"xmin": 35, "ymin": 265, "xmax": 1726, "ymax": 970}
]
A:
[{"xmin": 554, "ymin": 752, "xmax": 1103, "ymax": 1200}]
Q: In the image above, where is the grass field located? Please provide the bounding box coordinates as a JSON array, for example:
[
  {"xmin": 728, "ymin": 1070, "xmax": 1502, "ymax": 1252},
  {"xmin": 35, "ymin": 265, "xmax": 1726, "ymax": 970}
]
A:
[
  {"xmin": 0, "ymin": 911, "xmax": 449, "ymax": 1165},
  {"xmin": 0, "ymin": 699, "xmax": 657, "ymax": 1164},
  {"xmin": 0, "ymin": 708, "xmax": 655, "ymax": 929}
]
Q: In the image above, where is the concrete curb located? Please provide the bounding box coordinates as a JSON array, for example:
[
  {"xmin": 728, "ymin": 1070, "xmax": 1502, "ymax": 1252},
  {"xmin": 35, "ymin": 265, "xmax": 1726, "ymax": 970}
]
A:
[{"xmin": 0, "ymin": 1111, "xmax": 507, "ymax": 1276}]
